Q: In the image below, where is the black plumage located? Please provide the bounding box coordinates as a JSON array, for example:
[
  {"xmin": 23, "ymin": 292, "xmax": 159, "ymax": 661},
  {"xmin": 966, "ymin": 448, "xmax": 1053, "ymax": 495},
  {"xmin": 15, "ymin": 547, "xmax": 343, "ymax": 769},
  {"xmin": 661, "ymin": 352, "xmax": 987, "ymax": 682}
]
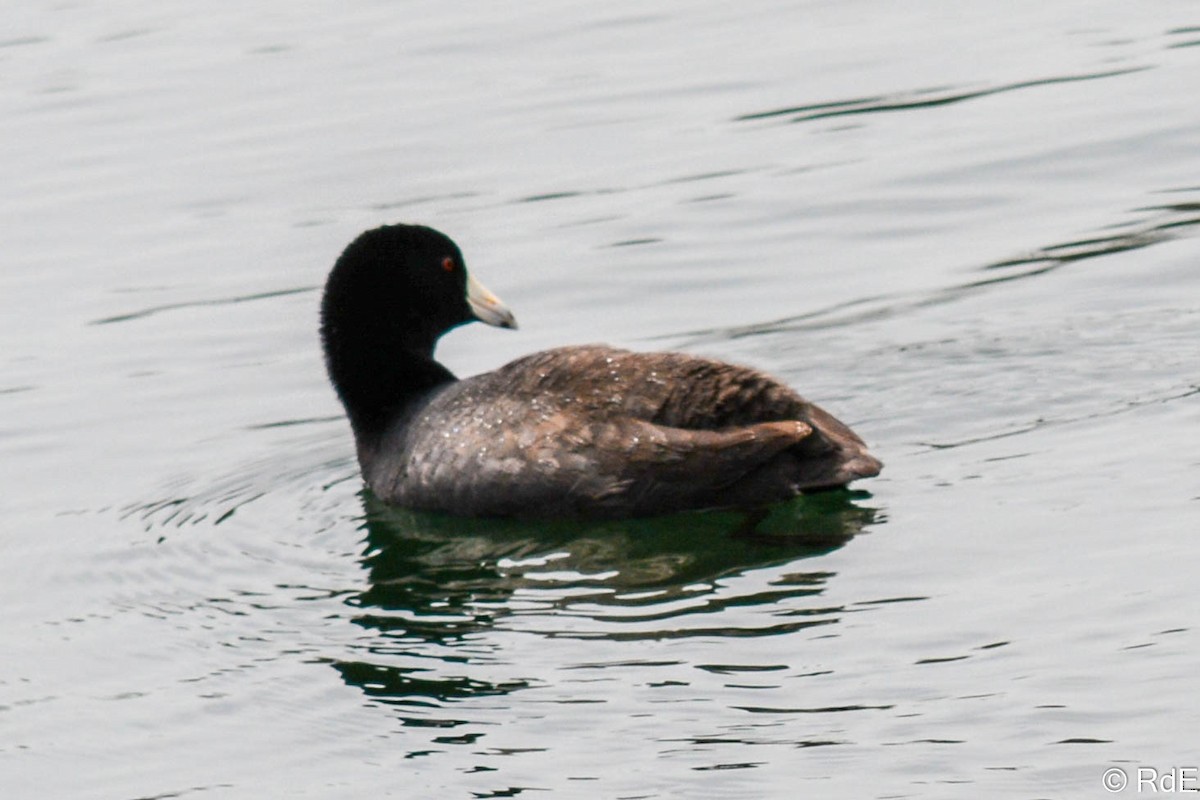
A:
[{"xmin": 321, "ymin": 224, "xmax": 881, "ymax": 519}]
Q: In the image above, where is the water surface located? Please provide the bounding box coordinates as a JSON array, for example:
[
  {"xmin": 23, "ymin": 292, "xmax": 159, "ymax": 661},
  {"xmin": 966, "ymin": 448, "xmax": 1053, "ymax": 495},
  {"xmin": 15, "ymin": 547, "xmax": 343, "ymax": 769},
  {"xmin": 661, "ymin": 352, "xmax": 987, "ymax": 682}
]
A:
[{"xmin": 2, "ymin": 1, "xmax": 1199, "ymax": 798}]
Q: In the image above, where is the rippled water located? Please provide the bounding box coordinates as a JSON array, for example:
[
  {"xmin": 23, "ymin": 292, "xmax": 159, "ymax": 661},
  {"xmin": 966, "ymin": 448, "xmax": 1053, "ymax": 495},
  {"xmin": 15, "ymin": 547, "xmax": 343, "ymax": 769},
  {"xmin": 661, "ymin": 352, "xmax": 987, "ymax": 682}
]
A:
[{"xmin": 3, "ymin": 1, "xmax": 1199, "ymax": 798}]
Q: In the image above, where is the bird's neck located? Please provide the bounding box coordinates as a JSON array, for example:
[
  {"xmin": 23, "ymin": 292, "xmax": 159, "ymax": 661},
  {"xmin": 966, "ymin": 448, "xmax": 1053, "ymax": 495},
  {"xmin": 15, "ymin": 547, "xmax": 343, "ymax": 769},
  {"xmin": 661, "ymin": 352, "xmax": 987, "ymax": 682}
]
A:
[{"xmin": 326, "ymin": 339, "xmax": 457, "ymax": 441}]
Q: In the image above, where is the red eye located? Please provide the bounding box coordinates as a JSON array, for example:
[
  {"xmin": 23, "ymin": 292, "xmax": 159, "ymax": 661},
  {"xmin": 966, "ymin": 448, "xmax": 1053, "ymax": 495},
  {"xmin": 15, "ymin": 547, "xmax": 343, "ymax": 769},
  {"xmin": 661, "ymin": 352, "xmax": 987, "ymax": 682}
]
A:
[{"xmin": 441, "ymin": 257, "xmax": 455, "ymax": 272}]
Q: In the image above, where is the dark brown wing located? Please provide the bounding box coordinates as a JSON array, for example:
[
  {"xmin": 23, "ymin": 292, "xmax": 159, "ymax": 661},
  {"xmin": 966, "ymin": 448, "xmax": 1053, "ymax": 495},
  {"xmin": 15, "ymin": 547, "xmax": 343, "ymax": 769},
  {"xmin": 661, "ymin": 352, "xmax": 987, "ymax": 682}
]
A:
[
  {"xmin": 372, "ymin": 345, "xmax": 881, "ymax": 518},
  {"xmin": 489, "ymin": 345, "xmax": 820, "ymax": 428},
  {"xmin": 488, "ymin": 344, "xmax": 880, "ymax": 492}
]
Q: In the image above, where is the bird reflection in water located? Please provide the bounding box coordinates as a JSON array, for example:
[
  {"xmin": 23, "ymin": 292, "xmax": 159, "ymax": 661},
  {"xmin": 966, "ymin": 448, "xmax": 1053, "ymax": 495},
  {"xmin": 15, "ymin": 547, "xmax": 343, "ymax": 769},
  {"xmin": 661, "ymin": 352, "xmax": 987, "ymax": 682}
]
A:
[{"xmin": 330, "ymin": 490, "xmax": 880, "ymax": 728}]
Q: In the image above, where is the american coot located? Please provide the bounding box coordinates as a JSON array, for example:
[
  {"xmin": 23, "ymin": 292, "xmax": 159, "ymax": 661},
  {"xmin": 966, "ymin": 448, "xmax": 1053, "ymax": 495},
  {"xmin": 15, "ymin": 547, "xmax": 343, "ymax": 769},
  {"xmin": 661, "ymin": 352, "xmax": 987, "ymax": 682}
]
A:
[{"xmin": 321, "ymin": 224, "xmax": 881, "ymax": 519}]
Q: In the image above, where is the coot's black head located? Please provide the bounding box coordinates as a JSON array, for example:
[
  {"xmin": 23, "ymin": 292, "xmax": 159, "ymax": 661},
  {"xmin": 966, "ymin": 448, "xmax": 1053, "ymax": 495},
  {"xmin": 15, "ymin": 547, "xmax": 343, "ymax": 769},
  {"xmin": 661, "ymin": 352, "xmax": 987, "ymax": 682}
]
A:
[{"xmin": 321, "ymin": 224, "xmax": 516, "ymax": 434}]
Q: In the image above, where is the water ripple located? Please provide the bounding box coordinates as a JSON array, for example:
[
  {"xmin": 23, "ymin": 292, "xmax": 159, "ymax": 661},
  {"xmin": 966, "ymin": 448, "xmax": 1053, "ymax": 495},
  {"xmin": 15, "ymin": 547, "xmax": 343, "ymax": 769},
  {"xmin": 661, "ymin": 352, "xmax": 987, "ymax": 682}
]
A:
[
  {"xmin": 90, "ymin": 286, "xmax": 314, "ymax": 326},
  {"xmin": 734, "ymin": 67, "xmax": 1150, "ymax": 124},
  {"xmin": 668, "ymin": 190, "xmax": 1200, "ymax": 344}
]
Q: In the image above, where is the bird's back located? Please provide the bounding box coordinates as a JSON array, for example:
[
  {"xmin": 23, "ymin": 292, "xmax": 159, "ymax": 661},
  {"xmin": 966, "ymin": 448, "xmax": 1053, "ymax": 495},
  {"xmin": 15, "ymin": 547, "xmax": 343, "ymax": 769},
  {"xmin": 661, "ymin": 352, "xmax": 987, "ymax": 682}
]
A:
[{"xmin": 363, "ymin": 345, "xmax": 880, "ymax": 518}]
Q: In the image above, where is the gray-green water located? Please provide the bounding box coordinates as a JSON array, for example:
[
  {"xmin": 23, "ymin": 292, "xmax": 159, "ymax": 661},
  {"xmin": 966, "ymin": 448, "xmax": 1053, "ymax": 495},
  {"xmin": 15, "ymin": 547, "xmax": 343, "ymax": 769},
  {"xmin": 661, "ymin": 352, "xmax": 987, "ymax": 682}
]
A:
[{"xmin": 3, "ymin": 2, "xmax": 1199, "ymax": 798}]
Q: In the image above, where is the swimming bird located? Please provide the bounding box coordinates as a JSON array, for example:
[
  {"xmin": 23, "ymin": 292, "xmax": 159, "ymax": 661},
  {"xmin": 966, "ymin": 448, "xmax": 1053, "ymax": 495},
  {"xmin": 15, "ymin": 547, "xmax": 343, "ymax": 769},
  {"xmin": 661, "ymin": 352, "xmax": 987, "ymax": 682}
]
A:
[{"xmin": 320, "ymin": 224, "xmax": 881, "ymax": 519}]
